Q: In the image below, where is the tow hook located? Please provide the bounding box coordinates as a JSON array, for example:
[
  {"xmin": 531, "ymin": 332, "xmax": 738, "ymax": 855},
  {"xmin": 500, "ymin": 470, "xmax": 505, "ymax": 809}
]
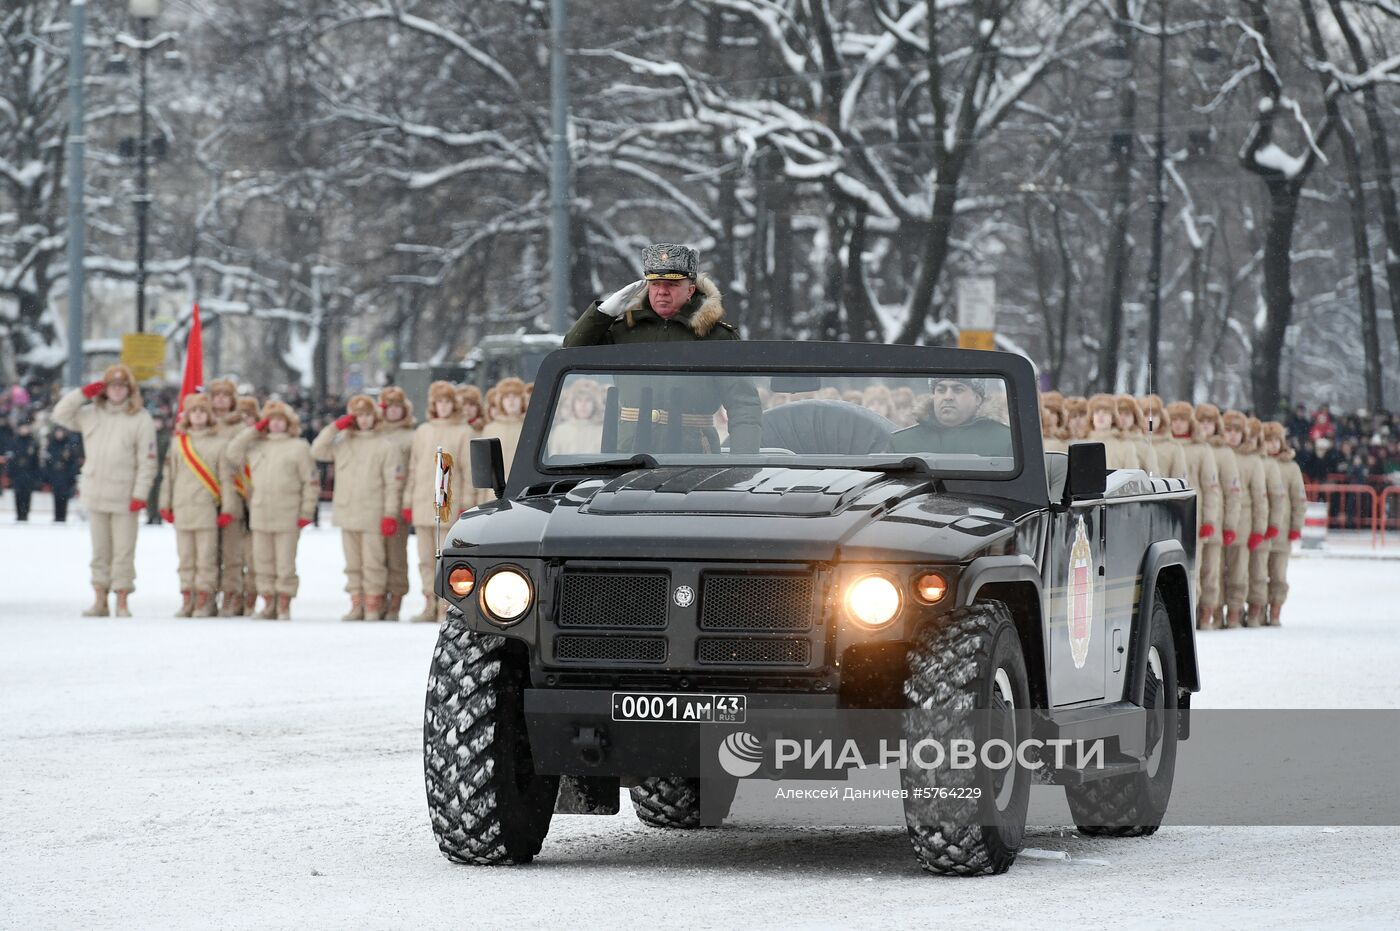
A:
[{"xmin": 572, "ymin": 725, "xmax": 607, "ymax": 766}]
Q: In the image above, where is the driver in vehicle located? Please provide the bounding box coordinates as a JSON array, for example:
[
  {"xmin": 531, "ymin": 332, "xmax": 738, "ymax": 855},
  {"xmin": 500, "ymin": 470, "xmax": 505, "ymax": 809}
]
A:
[
  {"xmin": 562, "ymin": 242, "xmax": 761, "ymax": 455},
  {"xmin": 891, "ymin": 377, "xmax": 1014, "ymax": 457}
]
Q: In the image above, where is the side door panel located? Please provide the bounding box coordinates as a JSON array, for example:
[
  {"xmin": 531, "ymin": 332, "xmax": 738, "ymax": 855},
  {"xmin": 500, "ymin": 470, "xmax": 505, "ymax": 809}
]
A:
[{"xmin": 1043, "ymin": 503, "xmax": 1107, "ymax": 706}]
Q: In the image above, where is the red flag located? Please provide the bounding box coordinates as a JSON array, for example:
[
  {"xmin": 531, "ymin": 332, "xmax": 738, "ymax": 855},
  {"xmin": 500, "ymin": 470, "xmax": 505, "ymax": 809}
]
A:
[{"xmin": 178, "ymin": 303, "xmax": 204, "ymax": 415}]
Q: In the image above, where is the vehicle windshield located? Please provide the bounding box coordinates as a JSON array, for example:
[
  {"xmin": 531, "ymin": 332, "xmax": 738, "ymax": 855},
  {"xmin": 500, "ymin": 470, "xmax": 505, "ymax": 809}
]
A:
[{"xmin": 542, "ymin": 369, "xmax": 1015, "ymax": 474}]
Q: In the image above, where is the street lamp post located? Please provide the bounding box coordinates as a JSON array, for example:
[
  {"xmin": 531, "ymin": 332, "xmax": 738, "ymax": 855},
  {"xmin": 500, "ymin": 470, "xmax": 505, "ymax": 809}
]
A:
[
  {"xmin": 129, "ymin": 0, "xmax": 160, "ymax": 333},
  {"xmin": 1145, "ymin": 0, "xmax": 1169, "ymax": 389}
]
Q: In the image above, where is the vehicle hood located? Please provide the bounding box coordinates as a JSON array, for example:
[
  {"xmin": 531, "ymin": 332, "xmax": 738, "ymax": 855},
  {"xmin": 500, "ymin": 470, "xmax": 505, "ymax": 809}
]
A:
[{"xmin": 447, "ymin": 466, "xmax": 1021, "ymax": 563}]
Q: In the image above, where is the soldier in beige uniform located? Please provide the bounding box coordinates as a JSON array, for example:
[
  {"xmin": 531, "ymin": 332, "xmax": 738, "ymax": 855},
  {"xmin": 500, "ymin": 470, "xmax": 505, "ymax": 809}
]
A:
[
  {"xmin": 404, "ymin": 382, "xmax": 475, "ymax": 622},
  {"xmin": 209, "ymin": 380, "xmax": 247, "ymax": 615},
  {"xmin": 158, "ymin": 394, "xmax": 232, "ymax": 617},
  {"xmin": 1138, "ymin": 395, "xmax": 1184, "ymax": 479},
  {"xmin": 1064, "ymin": 396, "xmax": 1089, "ymax": 443},
  {"xmin": 1220, "ymin": 410, "xmax": 1268, "ymax": 628},
  {"xmin": 377, "ymin": 386, "xmax": 416, "ymax": 620},
  {"xmin": 312, "ymin": 395, "xmax": 405, "ymax": 621},
  {"xmin": 1039, "ymin": 392, "xmax": 1068, "ymax": 455},
  {"xmin": 219, "ymin": 396, "xmax": 261, "ymax": 615},
  {"xmin": 1263, "ymin": 421, "xmax": 1306, "ymax": 626},
  {"xmin": 226, "ymin": 401, "xmax": 319, "ymax": 620},
  {"xmin": 52, "ymin": 364, "xmax": 159, "ymax": 617},
  {"xmin": 456, "ymin": 384, "xmax": 488, "ymax": 434},
  {"xmin": 1164, "ymin": 402, "xmax": 1221, "ymax": 627},
  {"xmin": 1247, "ymin": 417, "xmax": 1285, "ymax": 628},
  {"xmin": 1084, "ymin": 394, "xmax": 1139, "ymax": 469},
  {"xmin": 477, "ymin": 377, "xmax": 528, "ymax": 505},
  {"xmin": 1115, "ymin": 394, "xmax": 1158, "ymax": 475},
  {"xmin": 1193, "ymin": 404, "xmax": 1243, "ymax": 629}
]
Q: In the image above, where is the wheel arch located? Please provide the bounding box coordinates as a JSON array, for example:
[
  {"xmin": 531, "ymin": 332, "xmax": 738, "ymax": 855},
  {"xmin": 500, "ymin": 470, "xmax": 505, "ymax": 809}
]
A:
[
  {"xmin": 961, "ymin": 555, "xmax": 1047, "ymax": 710},
  {"xmin": 1129, "ymin": 541, "xmax": 1200, "ymax": 704}
]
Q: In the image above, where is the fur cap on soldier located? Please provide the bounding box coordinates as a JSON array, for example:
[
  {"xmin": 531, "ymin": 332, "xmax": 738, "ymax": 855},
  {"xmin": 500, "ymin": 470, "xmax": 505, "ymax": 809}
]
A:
[
  {"xmin": 1115, "ymin": 394, "xmax": 1149, "ymax": 434},
  {"xmin": 176, "ymin": 393, "xmax": 215, "ymax": 432},
  {"xmin": 259, "ymin": 399, "xmax": 302, "ymax": 435},
  {"xmin": 235, "ymin": 396, "xmax": 260, "ymax": 420},
  {"xmin": 495, "ymin": 377, "xmax": 527, "ymax": 400},
  {"xmin": 208, "ymin": 378, "xmax": 238, "ymax": 401},
  {"xmin": 1064, "ymin": 396, "xmax": 1090, "ymax": 440},
  {"xmin": 1166, "ymin": 400, "xmax": 1199, "ymax": 439},
  {"xmin": 378, "ymin": 385, "xmax": 415, "ymax": 424},
  {"xmin": 1243, "ymin": 416, "xmax": 1264, "ymax": 454},
  {"xmin": 427, "ymin": 381, "xmax": 460, "ymax": 419},
  {"xmin": 1140, "ymin": 394, "xmax": 1170, "ymax": 437},
  {"xmin": 346, "ymin": 393, "xmax": 381, "ymax": 422},
  {"xmin": 1040, "ymin": 393, "xmax": 1067, "ymax": 438},
  {"xmin": 98, "ymin": 363, "xmax": 144, "ymax": 413}
]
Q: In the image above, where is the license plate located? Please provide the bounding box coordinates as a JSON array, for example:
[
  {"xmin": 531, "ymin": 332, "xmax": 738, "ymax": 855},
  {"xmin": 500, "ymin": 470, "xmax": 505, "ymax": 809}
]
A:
[{"xmin": 611, "ymin": 692, "xmax": 746, "ymax": 724}]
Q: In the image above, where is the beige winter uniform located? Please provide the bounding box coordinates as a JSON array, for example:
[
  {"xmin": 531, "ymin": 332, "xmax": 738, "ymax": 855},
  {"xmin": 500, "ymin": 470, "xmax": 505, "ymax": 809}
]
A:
[
  {"xmin": 406, "ymin": 388, "xmax": 475, "ymax": 600},
  {"xmin": 1081, "ymin": 429, "xmax": 1139, "ymax": 469},
  {"xmin": 1115, "ymin": 396, "xmax": 1157, "ymax": 475},
  {"xmin": 226, "ymin": 412, "xmax": 319, "ymax": 597},
  {"xmin": 1196, "ymin": 405, "xmax": 1242, "ymax": 624},
  {"xmin": 477, "ymin": 413, "xmax": 525, "ymax": 505},
  {"xmin": 1255, "ymin": 453, "xmax": 1286, "ymax": 608},
  {"xmin": 1270, "ymin": 447, "xmax": 1306, "ymax": 606},
  {"xmin": 378, "ymin": 411, "xmax": 416, "ymax": 598},
  {"xmin": 1159, "ymin": 400, "xmax": 1220, "ymax": 615},
  {"xmin": 1222, "ymin": 413, "xmax": 1268, "ymax": 620},
  {"xmin": 312, "ymin": 421, "xmax": 404, "ymax": 595},
  {"xmin": 158, "ymin": 422, "xmax": 230, "ymax": 594},
  {"xmin": 52, "ymin": 382, "xmax": 158, "ymax": 593}
]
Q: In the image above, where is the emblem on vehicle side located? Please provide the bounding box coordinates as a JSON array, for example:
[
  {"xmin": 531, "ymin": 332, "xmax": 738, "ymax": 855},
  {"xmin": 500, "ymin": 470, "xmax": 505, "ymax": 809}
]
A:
[
  {"xmin": 673, "ymin": 585, "xmax": 695, "ymax": 608},
  {"xmin": 1068, "ymin": 516, "xmax": 1094, "ymax": 669}
]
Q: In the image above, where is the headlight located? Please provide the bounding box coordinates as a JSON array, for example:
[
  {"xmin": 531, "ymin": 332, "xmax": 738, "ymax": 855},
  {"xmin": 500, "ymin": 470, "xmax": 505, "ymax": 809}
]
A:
[
  {"xmin": 845, "ymin": 574, "xmax": 901, "ymax": 628},
  {"xmin": 913, "ymin": 571, "xmax": 948, "ymax": 605},
  {"xmin": 447, "ymin": 565, "xmax": 475, "ymax": 598},
  {"xmin": 480, "ymin": 568, "xmax": 532, "ymax": 624}
]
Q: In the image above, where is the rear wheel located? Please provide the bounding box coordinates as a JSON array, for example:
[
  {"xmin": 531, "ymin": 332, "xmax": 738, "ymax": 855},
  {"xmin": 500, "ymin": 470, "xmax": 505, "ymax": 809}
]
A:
[
  {"xmin": 900, "ymin": 601, "xmax": 1032, "ymax": 876},
  {"xmin": 424, "ymin": 624, "xmax": 560, "ymax": 864},
  {"xmin": 1066, "ymin": 597, "xmax": 1178, "ymax": 836}
]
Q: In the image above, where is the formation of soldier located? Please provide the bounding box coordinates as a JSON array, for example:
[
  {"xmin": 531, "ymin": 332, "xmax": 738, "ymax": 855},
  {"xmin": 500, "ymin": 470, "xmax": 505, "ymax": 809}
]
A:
[{"xmin": 1041, "ymin": 392, "xmax": 1307, "ymax": 630}]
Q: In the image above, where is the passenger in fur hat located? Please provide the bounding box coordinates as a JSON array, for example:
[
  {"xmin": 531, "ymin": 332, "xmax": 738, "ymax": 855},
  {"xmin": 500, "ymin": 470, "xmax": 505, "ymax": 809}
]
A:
[
  {"xmin": 1163, "ymin": 401, "xmax": 1222, "ymax": 628},
  {"xmin": 1261, "ymin": 421, "xmax": 1305, "ymax": 625},
  {"xmin": 225, "ymin": 400, "xmax": 319, "ymax": 620},
  {"xmin": 405, "ymin": 381, "xmax": 474, "ymax": 622},
  {"xmin": 478, "ymin": 378, "xmax": 529, "ymax": 506},
  {"xmin": 52, "ymin": 363, "xmax": 159, "ymax": 617},
  {"xmin": 159, "ymin": 394, "xmax": 233, "ymax": 618},
  {"xmin": 1081, "ymin": 393, "xmax": 1139, "ymax": 469},
  {"xmin": 1244, "ymin": 416, "xmax": 1284, "ymax": 628},
  {"xmin": 312, "ymin": 395, "xmax": 403, "ymax": 621},
  {"xmin": 377, "ymin": 386, "xmax": 416, "ymax": 620}
]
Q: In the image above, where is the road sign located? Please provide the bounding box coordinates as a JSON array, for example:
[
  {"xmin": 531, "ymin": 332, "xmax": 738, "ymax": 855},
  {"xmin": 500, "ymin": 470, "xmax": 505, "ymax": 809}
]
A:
[
  {"xmin": 956, "ymin": 275, "xmax": 996, "ymax": 350},
  {"xmin": 120, "ymin": 332, "xmax": 166, "ymax": 382}
]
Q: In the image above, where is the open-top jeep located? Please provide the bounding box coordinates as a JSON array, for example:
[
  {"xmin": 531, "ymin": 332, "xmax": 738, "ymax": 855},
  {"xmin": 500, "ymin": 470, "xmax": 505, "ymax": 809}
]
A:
[{"xmin": 423, "ymin": 341, "xmax": 1199, "ymax": 876}]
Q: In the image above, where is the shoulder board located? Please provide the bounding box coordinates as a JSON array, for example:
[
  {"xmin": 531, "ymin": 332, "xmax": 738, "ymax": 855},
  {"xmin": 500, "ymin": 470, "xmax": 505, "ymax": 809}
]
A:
[{"xmin": 714, "ymin": 321, "xmax": 738, "ymax": 334}]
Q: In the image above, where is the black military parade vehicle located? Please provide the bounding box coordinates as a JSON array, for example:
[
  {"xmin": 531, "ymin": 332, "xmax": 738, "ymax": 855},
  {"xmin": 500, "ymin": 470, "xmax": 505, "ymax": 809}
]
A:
[{"xmin": 423, "ymin": 341, "xmax": 1200, "ymax": 876}]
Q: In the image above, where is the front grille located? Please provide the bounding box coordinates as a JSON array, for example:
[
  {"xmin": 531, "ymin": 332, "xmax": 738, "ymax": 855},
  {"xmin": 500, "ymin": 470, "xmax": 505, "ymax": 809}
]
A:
[
  {"xmin": 558, "ymin": 572, "xmax": 668, "ymax": 629},
  {"xmin": 697, "ymin": 637, "xmax": 810, "ymax": 666},
  {"xmin": 700, "ymin": 573, "xmax": 815, "ymax": 631},
  {"xmin": 555, "ymin": 635, "xmax": 667, "ymax": 664}
]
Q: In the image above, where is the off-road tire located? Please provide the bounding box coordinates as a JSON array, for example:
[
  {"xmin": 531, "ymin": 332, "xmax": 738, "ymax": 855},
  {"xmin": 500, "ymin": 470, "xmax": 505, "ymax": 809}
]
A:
[
  {"xmin": 901, "ymin": 600, "xmax": 1031, "ymax": 877},
  {"xmin": 424, "ymin": 623, "xmax": 560, "ymax": 864},
  {"xmin": 630, "ymin": 776, "xmax": 702, "ymax": 828},
  {"xmin": 1066, "ymin": 596, "xmax": 1178, "ymax": 837}
]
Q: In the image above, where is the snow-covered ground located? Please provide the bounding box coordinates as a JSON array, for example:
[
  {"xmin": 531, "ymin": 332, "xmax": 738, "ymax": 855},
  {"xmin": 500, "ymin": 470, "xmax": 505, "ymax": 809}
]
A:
[{"xmin": 3, "ymin": 513, "xmax": 1400, "ymax": 929}]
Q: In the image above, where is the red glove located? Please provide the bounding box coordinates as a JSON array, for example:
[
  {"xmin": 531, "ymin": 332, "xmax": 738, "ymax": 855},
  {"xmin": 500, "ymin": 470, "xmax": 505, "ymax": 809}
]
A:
[
  {"xmin": 82, "ymin": 381, "xmax": 106, "ymax": 399},
  {"xmin": 1265, "ymin": 526, "xmax": 1279, "ymax": 540},
  {"xmin": 401, "ymin": 508, "xmax": 412, "ymax": 525},
  {"xmin": 254, "ymin": 418, "xmax": 270, "ymax": 432},
  {"xmin": 130, "ymin": 499, "xmax": 146, "ymax": 513},
  {"xmin": 380, "ymin": 517, "xmax": 399, "ymax": 537},
  {"xmin": 1247, "ymin": 532, "xmax": 1264, "ymax": 551},
  {"xmin": 297, "ymin": 518, "xmax": 311, "ymax": 529},
  {"xmin": 218, "ymin": 513, "xmax": 234, "ymax": 529},
  {"xmin": 1223, "ymin": 530, "xmax": 1237, "ymax": 547},
  {"xmin": 334, "ymin": 414, "xmax": 356, "ymax": 430},
  {"xmin": 1199, "ymin": 524, "xmax": 1215, "ymax": 540},
  {"xmin": 1289, "ymin": 529, "xmax": 1302, "ymax": 542},
  {"xmin": 159, "ymin": 508, "xmax": 174, "ymax": 523}
]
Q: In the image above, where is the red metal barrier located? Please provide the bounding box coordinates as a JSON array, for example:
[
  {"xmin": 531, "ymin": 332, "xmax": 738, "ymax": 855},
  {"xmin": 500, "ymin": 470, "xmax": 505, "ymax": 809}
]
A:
[
  {"xmin": 1303, "ymin": 483, "xmax": 1380, "ymax": 544},
  {"xmin": 1380, "ymin": 486, "xmax": 1400, "ymax": 547}
]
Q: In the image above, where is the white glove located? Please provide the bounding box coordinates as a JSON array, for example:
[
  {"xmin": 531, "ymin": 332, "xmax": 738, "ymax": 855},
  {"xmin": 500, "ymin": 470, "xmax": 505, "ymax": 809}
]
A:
[{"xmin": 597, "ymin": 279, "xmax": 646, "ymax": 317}]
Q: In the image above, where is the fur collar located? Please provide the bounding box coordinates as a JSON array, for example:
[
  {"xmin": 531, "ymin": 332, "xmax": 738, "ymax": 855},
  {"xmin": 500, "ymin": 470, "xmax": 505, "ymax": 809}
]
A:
[{"xmin": 624, "ymin": 273, "xmax": 726, "ymax": 337}]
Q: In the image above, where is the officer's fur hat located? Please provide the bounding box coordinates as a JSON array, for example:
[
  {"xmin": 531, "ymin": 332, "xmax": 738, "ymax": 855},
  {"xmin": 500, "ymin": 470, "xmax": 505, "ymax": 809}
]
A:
[
  {"xmin": 642, "ymin": 243, "xmax": 699, "ymax": 280},
  {"xmin": 427, "ymin": 380, "xmax": 460, "ymax": 418}
]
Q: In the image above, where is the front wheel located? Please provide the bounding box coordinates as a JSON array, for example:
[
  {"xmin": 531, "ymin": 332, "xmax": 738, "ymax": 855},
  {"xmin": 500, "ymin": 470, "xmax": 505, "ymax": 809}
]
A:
[
  {"xmin": 1066, "ymin": 596, "xmax": 1179, "ymax": 836},
  {"xmin": 900, "ymin": 601, "xmax": 1032, "ymax": 876},
  {"xmin": 424, "ymin": 624, "xmax": 560, "ymax": 864}
]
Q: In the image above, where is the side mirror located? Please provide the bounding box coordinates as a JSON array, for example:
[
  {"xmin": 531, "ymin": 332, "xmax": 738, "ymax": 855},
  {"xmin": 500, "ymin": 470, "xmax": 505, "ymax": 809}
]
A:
[
  {"xmin": 470, "ymin": 436, "xmax": 506, "ymax": 498},
  {"xmin": 1066, "ymin": 442, "xmax": 1106, "ymax": 502}
]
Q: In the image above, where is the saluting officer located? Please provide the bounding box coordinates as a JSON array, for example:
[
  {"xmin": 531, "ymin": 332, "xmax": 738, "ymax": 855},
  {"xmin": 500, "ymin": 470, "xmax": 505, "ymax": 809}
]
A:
[{"xmin": 564, "ymin": 243, "xmax": 761, "ymax": 455}]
